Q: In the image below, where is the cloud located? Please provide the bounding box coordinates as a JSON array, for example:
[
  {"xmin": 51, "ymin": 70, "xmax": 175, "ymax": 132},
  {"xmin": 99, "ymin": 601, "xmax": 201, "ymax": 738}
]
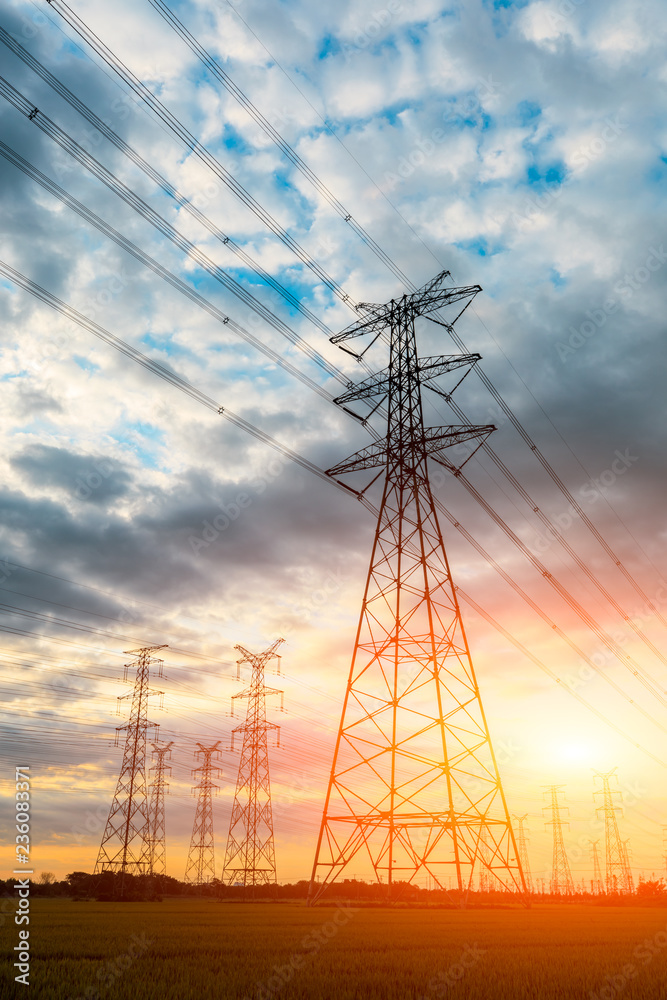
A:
[
  {"xmin": 10, "ymin": 444, "xmax": 134, "ymax": 504},
  {"xmin": 0, "ymin": 0, "xmax": 665, "ymax": 881}
]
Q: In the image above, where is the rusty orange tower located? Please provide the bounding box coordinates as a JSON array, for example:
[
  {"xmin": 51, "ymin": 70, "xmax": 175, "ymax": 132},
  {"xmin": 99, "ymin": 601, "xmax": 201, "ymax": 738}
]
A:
[{"xmin": 308, "ymin": 270, "xmax": 526, "ymax": 902}]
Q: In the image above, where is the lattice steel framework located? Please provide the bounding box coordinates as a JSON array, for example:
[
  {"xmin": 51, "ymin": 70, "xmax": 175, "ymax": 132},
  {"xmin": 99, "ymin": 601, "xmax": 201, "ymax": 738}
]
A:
[
  {"xmin": 147, "ymin": 740, "xmax": 173, "ymax": 876},
  {"xmin": 95, "ymin": 645, "xmax": 165, "ymax": 874},
  {"xmin": 543, "ymin": 785, "xmax": 574, "ymax": 895},
  {"xmin": 590, "ymin": 839, "xmax": 604, "ymax": 894},
  {"xmin": 222, "ymin": 640, "xmax": 284, "ymax": 886},
  {"xmin": 513, "ymin": 814, "xmax": 533, "ymax": 892},
  {"xmin": 308, "ymin": 270, "xmax": 526, "ymax": 903},
  {"xmin": 594, "ymin": 768, "xmax": 634, "ymax": 894},
  {"xmin": 184, "ymin": 742, "xmax": 222, "ymax": 884}
]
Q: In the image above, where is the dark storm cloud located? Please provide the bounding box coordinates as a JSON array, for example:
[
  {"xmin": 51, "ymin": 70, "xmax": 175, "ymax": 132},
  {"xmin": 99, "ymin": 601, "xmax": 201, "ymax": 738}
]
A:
[{"xmin": 11, "ymin": 443, "xmax": 134, "ymax": 503}]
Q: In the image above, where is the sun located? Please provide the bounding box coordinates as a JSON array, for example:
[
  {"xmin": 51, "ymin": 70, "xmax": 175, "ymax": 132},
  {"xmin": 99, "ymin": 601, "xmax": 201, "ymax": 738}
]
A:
[{"xmin": 554, "ymin": 741, "xmax": 594, "ymax": 765}]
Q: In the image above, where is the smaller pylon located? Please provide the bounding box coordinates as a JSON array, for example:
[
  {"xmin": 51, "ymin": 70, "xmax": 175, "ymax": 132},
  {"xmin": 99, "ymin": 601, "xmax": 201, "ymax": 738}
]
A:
[
  {"xmin": 622, "ymin": 838, "xmax": 634, "ymax": 892},
  {"xmin": 513, "ymin": 815, "xmax": 533, "ymax": 892},
  {"xmin": 590, "ymin": 839, "xmax": 604, "ymax": 894},
  {"xmin": 184, "ymin": 742, "xmax": 223, "ymax": 884},
  {"xmin": 222, "ymin": 639, "xmax": 284, "ymax": 888},
  {"xmin": 478, "ymin": 841, "xmax": 491, "ymax": 892},
  {"xmin": 594, "ymin": 769, "xmax": 634, "ymax": 894},
  {"xmin": 543, "ymin": 785, "xmax": 574, "ymax": 895},
  {"xmin": 147, "ymin": 741, "xmax": 173, "ymax": 876},
  {"xmin": 95, "ymin": 645, "xmax": 166, "ymax": 877}
]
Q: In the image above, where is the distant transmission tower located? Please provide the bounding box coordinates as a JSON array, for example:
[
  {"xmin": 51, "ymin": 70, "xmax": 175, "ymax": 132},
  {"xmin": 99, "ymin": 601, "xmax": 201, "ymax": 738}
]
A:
[
  {"xmin": 594, "ymin": 769, "xmax": 634, "ymax": 894},
  {"xmin": 590, "ymin": 839, "xmax": 604, "ymax": 894},
  {"xmin": 95, "ymin": 645, "xmax": 166, "ymax": 876},
  {"xmin": 222, "ymin": 640, "xmax": 284, "ymax": 887},
  {"xmin": 308, "ymin": 270, "xmax": 526, "ymax": 902},
  {"xmin": 147, "ymin": 741, "xmax": 173, "ymax": 876},
  {"xmin": 622, "ymin": 838, "xmax": 634, "ymax": 891},
  {"xmin": 184, "ymin": 742, "xmax": 222, "ymax": 884},
  {"xmin": 543, "ymin": 785, "xmax": 574, "ymax": 895},
  {"xmin": 513, "ymin": 815, "xmax": 533, "ymax": 892},
  {"xmin": 478, "ymin": 841, "xmax": 491, "ymax": 892}
]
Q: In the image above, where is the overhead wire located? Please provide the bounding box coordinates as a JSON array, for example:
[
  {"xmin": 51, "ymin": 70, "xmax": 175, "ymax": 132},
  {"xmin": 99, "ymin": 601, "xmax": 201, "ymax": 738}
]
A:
[
  {"xmin": 433, "ymin": 460, "xmax": 667, "ymax": 707},
  {"xmin": 2, "ymin": 7, "xmax": 664, "ymax": 804},
  {"xmin": 3, "ymin": 257, "xmax": 666, "ymax": 763},
  {"xmin": 456, "ymin": 586, "xmax": 666, "ymax": 769},
  {"xmin": 0, "ymin": 132, "xmax": 342, "ymax": 405},
  {"xmin": 42, "ymin": 0, "xmax": 361, "ymax": 309},
  {"xmin": 6, "ymin": 114, "xmax": 665, "ymax": 709},
  {"xmin": 139, "ymin": 0, "xmax": 666, "ymax": 621},
  {"xmin": 143, "ymin": 0, "xmax": 411, "ymax": 288},
  {"xmin": 429, "ymin": 492, "xmax": 667, "ymax": 737},
  {"xmin": 8, "ymin": 15, "xmax": 661, "ymax": 645},
  {"xmin": 0, "ymin": 25, "xmax": 336, "ymax": 337},
  {"xmin": 0, "ymin": 257, "xmax": 348, "ymax": 495}
]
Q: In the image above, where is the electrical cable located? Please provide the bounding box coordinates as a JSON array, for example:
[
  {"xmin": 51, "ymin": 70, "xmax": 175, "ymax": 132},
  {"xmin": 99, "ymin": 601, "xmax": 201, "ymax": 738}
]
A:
[{"xmin": 43, "ymin": 0, "xmax": 361, "ymax": 309}]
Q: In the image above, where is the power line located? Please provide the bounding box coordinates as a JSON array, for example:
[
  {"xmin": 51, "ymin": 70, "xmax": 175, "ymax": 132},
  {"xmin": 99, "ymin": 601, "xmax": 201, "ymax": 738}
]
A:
[
  {"xmin": 143, "ymin": 0, "xmax": 410, "ymax": 288},
  {"xmin": 36, "ymin": 0, "xmax": 664, "ymax": 623},
  {"xmin": 0, "ymin": 134, "xmax": 342, "ymax": 406},
  {"xmin": 0, "ymin": 25, "xmax": 331, "ymax": 338},
  {"xmin": 440, "ymin": 392, "xmax": 667, "ymax": 670},
  {"xmin": 6, "ymin": 104, "xmax": 661, "ymax": 695},
  {"xmin": 432, "ymin": 495, "xmax": 667, "ymax": 739},
  {"xmin": 456, "ymin": 586, "xmax": 666, "ymax": 769},
  {"xmin": 434, "ymin": 460, "xmax": 667, "ymax": 708},
  {"xmin": 0, "ymin": 257, "xmax": 345, "ymax": 493},
  {"xmin": 139, "ymin": 0, "xmax": 666, "ymax": 616},
  {"xmin": 4, "ymin": 256, "xmax": 666, "ymax": 761},
  {"xmin": 43, "ymin": 0, "xmax": 361, "ymax": 309}
]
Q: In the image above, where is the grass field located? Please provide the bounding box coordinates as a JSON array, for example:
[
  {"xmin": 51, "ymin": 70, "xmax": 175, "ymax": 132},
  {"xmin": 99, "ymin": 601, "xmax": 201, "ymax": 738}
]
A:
[{"xmin": 2, "ymin": 899, "xmax": 667, "ymax": 999}]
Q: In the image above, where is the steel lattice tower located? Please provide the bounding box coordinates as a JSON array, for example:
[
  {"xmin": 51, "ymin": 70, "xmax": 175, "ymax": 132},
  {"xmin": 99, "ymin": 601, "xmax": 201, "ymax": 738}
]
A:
[
  {"xmin": 590, "ymin": 839, "xmax": 604, "ymax": 894},
  {"xmin": 594, "ymin": 768, "xmax": 634, "ymax": 894},
  {"xmin": 478, "ymin": 841, "xmax": 491, "ymax": 892},
  {"xmin": 222, "ymin": 640, "xmax": 284, "ymax": 887},
  {"xmin": 95, "ymin": 645, "xmax": 166, "ymax": 875},
  {"xmin": 184, "ymin": 742, "xmax": 222, "ymax": 884},
  {"xmin": 543, "ymin": 785, "xmax": 574, "ymax": 895},
  {"xmin": 513, "ymin": 815, "xmax": 533, "ymax": 892},
  {"xmin": 622, "ymin": 839, "xmax": 634, "ymax": 891},
  {"xmin": 147, "ymin": 741, "xmax": 173, "ymax": 876},
  {"xmin": 308, "ymin": 270, "xmax": 526, "ymax": 902}
]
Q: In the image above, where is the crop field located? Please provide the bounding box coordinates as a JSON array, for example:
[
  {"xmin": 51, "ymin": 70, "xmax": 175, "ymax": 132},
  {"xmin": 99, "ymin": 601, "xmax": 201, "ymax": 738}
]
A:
[{"xmin": 2, "ymin": 899, "xmax": 667, "ymax": 1000}]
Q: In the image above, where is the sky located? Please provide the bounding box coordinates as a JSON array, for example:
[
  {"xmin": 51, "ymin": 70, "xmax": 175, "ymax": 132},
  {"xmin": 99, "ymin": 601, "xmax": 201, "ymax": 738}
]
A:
[{"xmin": 0, "ymin": 0, "xmax": 666, "ymax": 888}]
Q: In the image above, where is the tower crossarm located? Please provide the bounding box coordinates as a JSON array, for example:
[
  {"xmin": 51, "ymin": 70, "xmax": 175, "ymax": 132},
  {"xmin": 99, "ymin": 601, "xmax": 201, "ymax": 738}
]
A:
[
  {"xmin": 234, "ymin": 638, "xmax": 284, "ymax": 664},
  {"xmin": 331, "ymin": 271, "xmax": 481, "ymax": 343},
  {"xmin": 326, "ymin": 425, "xmax": 494, "ymax": 477},
  {"xmin": 410, "ymin": 282, "xmax": 481, "ymax": 321},
  {"xmin": 334, "ymin": 354, "xmax": 481, "ymax": 405}
]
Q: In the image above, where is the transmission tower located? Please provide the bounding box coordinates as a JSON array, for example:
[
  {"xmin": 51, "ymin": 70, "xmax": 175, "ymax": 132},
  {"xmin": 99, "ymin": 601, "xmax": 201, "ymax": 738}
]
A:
[
  {"xmin": 543, "ymin": 785, "xmax": 574, "ymax": 895},
  {"xmin": 478, "ymin": 841, "xmax": 491, "ymax": 892},
  {"xmin": 594, "ymin": 769, "xmax": 634, "ymax": 894},
  {"xmin": 308, "ymin": 270, "xmax": 526, "ymax": 903},
  {"xmin": 663, "ymin": 826, "xmax": 667, "ymax": 878},
  {"xmin": 147, "ymin": 741, "xmax": 173, "ymax": 876},
  {"xmin": 184, "ymin": 742, "xmax": 223, "ymax": 884},
  {"xmin": 95, "ymin": 645, "xmax": 166, "ymax": 876},
  {"xmin": 590, "ymin": 839, "xmax": 604, "ymax": 894},
  {"xmin": 513, "ymin": 815, "xmax": 533, "ymax": 892},
  {"xmin": 622, "ymin": 838, "xmax": 634, "ymax": 892},
  {"xmin": 222, "ymin": 640, "xmax": 284, "ymax": 887}
]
